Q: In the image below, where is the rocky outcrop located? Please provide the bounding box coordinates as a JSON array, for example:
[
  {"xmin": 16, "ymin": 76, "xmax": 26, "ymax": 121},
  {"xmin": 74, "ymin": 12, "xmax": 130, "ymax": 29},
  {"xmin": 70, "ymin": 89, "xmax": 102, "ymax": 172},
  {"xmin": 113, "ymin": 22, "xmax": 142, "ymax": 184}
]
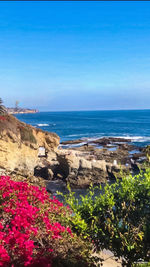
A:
[
  {"xmin": 0, "ymin": 114, "xmax": 59, "ymax": 177},
  {"xmin": 0, "ymin": 114, "xmax": 148, "ymax": 189},
  {"xmin": 55, "ymin": 150, "xmax": 125, "ymax": 188},
  {"xmin": 61, "ymin": 137, "xmax": 132, "ymax": 146},
  {"xmin": 54, "ymin": 137, "xmax": 148, "ymax": 187}
]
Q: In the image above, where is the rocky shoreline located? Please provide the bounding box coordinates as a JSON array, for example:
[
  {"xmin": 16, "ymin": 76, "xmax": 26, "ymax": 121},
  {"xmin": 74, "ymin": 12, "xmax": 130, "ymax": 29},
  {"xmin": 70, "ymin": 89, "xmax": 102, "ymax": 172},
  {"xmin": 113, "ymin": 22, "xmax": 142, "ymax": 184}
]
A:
[
  {"xmin": 0, "ymin": 114, "xmax": 149, "ymax": 190},
  {"xmin": 52, "ymin": 137, "xmax": 147, "ymax": 188},
  {"xmin": 18, "ymin": 135, "xmax": 148, "ymax": 189}
]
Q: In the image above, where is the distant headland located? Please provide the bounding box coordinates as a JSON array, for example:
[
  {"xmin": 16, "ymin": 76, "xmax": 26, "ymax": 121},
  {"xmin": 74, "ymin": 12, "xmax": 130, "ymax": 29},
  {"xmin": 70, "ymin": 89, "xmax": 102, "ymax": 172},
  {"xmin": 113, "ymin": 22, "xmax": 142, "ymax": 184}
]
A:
[{"xmin": 6, "ymin": 108, "xmax": 39, "ymax": 114}]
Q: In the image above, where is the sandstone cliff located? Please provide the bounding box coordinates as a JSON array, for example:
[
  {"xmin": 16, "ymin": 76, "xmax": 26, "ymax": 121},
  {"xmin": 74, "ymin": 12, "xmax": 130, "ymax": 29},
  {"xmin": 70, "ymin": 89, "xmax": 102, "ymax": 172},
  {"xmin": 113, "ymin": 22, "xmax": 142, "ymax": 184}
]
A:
[{"xmin": 0, "ymin": 114, "xmax": 59, "ymax": 176}]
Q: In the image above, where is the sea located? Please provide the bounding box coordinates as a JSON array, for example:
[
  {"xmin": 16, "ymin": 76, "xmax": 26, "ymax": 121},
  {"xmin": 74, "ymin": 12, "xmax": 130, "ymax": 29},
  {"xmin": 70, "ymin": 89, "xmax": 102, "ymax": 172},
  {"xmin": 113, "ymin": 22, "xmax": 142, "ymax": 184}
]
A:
[{"xmin": 15, "ymin": 109, "xmax": 150, "ymax": 147}]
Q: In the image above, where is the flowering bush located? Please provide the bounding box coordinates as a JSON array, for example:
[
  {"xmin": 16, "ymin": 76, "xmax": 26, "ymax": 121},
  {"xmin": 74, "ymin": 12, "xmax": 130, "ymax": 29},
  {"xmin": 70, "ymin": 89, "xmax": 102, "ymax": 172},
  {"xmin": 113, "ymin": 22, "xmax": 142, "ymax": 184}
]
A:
[
  {"xmin": 0, "ymin": 116, "xmax": 6, "ymax": 121},
  {"xmin": 0, "ymin": 176, "xmax": 94, "ymax": 267}
]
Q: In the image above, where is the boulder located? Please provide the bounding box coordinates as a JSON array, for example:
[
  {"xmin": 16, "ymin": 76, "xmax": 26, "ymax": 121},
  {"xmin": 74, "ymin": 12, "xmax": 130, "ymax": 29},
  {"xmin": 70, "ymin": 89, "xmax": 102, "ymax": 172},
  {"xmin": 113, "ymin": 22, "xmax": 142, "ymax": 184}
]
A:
[
  {"xmin": 80, "ymin": 158, "xmax": 92, "ymax": 169},
  {"xmin": 56, "ymin": 151, "xmax": 109, "ymax": 188}
]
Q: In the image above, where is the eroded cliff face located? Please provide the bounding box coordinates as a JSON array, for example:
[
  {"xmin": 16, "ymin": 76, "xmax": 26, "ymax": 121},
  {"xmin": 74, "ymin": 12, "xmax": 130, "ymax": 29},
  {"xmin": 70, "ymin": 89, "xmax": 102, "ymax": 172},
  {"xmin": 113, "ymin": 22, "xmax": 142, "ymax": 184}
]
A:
[{"xmin": 0, "ymin": 114, "xmax": 60, "ymax": 176}]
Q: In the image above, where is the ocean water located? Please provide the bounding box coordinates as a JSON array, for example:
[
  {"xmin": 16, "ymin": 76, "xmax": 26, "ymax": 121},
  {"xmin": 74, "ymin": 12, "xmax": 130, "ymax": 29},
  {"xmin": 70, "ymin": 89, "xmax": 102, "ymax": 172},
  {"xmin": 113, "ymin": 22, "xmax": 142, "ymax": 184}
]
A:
[{"xmin": 15, "ymin": 110, "xmax": 150, "ymax": 147}]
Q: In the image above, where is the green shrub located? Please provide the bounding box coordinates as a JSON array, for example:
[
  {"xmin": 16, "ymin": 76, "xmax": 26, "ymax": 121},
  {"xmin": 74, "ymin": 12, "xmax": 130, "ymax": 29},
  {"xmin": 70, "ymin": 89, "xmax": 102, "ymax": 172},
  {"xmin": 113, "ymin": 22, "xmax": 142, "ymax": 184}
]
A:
[
  {"xmin": 133, "ymin": 263, "xmax": 150, "ymax": 267},
  {"xmin": 20, "ymin": 126, "xmax": 37, "ymax": 144},
  {"xmin": 62, "ymin": 169, "xmax": 150, "ymax": 266}
]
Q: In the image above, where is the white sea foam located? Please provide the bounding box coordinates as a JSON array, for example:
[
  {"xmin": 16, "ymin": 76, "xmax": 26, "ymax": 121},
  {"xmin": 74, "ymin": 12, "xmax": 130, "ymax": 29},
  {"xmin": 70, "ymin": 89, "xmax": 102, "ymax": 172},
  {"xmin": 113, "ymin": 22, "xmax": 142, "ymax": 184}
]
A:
[
  {"xmin": 85, "ymin": 135, "xmax": 150, "ymax": 143},
  {"xmin": 69, "ymin": 142, "xmax": 87, "ymax": 148},
  {"xmin": 67, "ymin": 134, "xmax": 85, "ymax": 137},
  {"xmin": 117, "ymin": 136, "xmax": 150, "ymax": 142},
  {"xmin": 59, "ymin": 142, "xmax": 87, "ymax": 148},
  {"xmin": 37, "ymin": 123, "xmax": 49, "ymax": 127},
  {"xmin": 86, "ymin": 137, "xmax": 101, "ymax": 142}
]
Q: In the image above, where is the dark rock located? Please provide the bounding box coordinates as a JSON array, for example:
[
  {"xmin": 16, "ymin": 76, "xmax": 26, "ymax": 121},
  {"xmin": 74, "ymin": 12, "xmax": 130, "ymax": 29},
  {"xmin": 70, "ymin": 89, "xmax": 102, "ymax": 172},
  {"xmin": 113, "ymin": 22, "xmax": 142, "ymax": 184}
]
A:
[
  {"xmin": 61, "ymin": 139, "xmax": 84, "ymax": 145},
  {"xmin": 34, "ymin": 166, "xmax": 50, "ymax": 180},
  {"xmin": 90, "ymin": 137, "xmax": 131, "ymax": 146}
]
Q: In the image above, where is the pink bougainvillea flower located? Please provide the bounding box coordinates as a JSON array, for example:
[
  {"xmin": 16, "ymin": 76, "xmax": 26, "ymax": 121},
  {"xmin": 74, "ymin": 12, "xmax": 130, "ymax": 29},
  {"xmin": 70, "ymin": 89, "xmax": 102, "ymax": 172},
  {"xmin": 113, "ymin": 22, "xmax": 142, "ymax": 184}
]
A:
[{"xmin": 0, "ymin": 176, "xmax": 73, "ymax": 266}]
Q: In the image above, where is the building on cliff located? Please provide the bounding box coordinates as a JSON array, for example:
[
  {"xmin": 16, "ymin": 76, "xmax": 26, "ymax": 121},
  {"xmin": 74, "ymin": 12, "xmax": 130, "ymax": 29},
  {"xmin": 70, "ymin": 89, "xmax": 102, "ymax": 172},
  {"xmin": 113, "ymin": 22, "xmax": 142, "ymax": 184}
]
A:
[{"xmin": 6, "ymin": 108, "xmax": 39, "ymax": 114}]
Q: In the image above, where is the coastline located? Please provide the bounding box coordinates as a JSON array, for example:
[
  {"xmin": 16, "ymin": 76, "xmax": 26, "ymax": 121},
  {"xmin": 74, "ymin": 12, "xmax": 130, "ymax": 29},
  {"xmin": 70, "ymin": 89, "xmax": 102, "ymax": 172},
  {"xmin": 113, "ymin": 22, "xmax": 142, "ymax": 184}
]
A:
[
  {"xmin": 46, "ymin": 136, "xmax": 148, "ymax": 193},
  {"xmin": 0, "ymin": 112, "xmax": 149, "ymax": 192},
  {"xmin": 14, "ymin": 110, "xmax": 150, "ymax": 148},
  {"xmin": 7, "ymin": 108, "xmax": 39, "ymax": 114}
]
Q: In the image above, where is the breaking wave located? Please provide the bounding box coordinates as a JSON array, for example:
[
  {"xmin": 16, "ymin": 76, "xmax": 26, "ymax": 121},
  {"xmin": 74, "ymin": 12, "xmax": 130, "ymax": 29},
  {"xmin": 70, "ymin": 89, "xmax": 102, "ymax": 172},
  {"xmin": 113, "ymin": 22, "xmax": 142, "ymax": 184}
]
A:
[{"xmin": 37, "ymin": 123, "xmax": 49, "ymax": 127}]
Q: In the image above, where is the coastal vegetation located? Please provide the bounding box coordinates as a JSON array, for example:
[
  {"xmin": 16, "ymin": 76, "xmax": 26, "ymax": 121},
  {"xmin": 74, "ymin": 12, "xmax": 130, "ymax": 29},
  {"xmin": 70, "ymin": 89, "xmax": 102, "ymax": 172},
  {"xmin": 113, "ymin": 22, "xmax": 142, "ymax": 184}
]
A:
[
  {"xmin": 20, "ymin": 126, "xmax": 37, "ymax": 144},
  {"xmin": 0, "ymin": 98, "xmax": 6, "ymax": 115},
  {"xmin": 62, "ymin": 169, "xmax": 150, "ymax": 266},
  {"xmin": 0, "ymin": 176, "xmax": 95, "ymax": 267},
  {"xmin": 1, "ymin": 170, "xmax": 149, "ymax": 266}
]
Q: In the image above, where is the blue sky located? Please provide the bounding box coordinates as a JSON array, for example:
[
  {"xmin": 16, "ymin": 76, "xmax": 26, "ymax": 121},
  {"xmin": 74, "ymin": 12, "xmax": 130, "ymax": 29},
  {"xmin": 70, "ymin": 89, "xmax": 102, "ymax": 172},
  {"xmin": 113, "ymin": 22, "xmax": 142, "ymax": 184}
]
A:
[{"xmin": 0, "ymin": 1, "xmax": 150, "ymax": 111}]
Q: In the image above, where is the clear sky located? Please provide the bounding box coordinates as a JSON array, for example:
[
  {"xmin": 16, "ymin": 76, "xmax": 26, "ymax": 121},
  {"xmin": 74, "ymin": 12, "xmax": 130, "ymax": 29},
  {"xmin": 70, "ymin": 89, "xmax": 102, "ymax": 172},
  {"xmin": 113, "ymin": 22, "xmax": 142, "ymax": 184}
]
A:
[{"xmin": 0, "ymin": 1, "xmax": 150, "ymax": 111}]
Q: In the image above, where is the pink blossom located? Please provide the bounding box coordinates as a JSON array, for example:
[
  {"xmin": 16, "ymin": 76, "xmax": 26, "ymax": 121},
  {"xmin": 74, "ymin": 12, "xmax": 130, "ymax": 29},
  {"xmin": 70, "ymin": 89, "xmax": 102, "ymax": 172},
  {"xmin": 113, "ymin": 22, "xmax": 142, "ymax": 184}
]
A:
[{"xmin": 0, "ymin": 176, "xmax": 73, "ymax": 266}]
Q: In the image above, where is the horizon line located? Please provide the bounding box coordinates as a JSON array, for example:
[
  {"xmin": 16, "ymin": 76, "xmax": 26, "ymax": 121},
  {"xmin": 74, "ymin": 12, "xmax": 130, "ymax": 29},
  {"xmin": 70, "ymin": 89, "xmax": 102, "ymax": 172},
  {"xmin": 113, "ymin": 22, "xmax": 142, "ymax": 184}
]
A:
[{"xmin": 37, "ymin": 108, "xmax": 150, "ymax": 112}]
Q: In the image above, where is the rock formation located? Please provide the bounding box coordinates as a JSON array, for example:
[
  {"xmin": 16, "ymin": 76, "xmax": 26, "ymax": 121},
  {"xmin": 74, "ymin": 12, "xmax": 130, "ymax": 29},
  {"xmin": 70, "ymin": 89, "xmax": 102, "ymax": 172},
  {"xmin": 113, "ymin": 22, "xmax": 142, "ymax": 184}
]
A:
[
  {"xmin": 55, "ymin": 150, "xmax": 129, "ymax": 188},
  {"xmin": 0, "ymin": 114, "xmax": 148, "ymax": 189},
  {"xmin": 0, "ymin": 114, "xmax": 59, "ymax": 177}
]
